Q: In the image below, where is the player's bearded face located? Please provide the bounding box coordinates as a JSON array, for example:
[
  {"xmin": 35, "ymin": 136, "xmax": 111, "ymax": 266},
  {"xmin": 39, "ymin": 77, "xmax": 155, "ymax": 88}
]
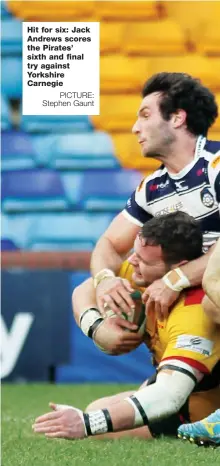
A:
[
  {"xmin": 132, "ymin": 93, "xmax": 175, "ymax": 158},
  {"xmin": 128, "ymin": 237, "xmax": 168, "ymax": 286}
]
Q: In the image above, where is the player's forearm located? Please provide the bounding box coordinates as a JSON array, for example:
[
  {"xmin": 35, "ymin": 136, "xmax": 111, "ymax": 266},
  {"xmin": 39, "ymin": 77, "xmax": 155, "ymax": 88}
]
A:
[
  {"xmin": 90, "ymin": 236, "xmax": 123, "ymax": 277},
  {"xmin": 180, "ymin": 244, "xmax": 216, "ymax": 287},
  {"xmin": 72, "ymin": 278, "xmax": 96, "ymax": 326}
]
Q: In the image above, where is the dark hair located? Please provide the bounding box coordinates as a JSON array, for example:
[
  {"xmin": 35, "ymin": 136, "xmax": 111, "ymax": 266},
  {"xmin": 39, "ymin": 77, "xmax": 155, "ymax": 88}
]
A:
[
  {"xmin": 142, "ymin": 72, "xmax": 218, "ymax": 136},
  {"xmin": 140, "ymin": 211, "xmax": 203, "ymax": 265}
]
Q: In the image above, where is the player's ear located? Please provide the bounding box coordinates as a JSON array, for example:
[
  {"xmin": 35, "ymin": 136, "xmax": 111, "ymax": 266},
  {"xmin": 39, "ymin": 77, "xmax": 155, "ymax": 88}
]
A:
[{"xmin": 171, "ymin": 109, "xmax": 187, "ymax": 129}]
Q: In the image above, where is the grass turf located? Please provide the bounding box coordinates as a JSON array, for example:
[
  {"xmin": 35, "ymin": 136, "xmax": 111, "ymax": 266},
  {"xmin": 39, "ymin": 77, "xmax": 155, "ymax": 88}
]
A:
[{"xmin": 2, "ymin": 383, "xmax": 219, "ymax": 466}]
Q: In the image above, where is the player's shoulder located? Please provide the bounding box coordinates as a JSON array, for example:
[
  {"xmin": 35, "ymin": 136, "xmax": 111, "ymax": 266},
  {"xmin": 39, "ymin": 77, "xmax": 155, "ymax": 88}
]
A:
[
  {"xmin": 165, "ymin": 287, "xmax": 206, "ymax": 335},
  {"xmin": 202, "ymin": 139, "xmax": 220, "ymax": 166},
  {"xmin": 134, "ymin": 165, "xmax": 169, "ymax": 203},
  {"xmin": 202, "ymin": 139, "xmax": 220, "ymax": 187},
  {"xmin": 168, "ymin": 287, "xmax": 205, "ymax": 321},
  {"xmin": 203, "ymin": 139, "xmax": 220, "ymax": 156},
  {"xmin": 145, "ymin": 164, "xmax": 168, "ymax": 186}
]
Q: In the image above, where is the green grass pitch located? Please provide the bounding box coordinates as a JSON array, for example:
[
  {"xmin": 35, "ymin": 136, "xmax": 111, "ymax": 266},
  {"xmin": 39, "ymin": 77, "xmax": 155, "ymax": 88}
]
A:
[{"xmin": 2, "ymin": 383, "xmax": 219, "ymax": 466}]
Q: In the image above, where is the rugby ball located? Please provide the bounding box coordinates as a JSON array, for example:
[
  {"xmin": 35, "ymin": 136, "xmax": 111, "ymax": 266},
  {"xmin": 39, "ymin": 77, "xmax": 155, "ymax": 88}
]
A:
[
  {"xmin": 94, "ymin": 290, "xmax": 146, "ymax": 354},
  {"xmin": 104, "ymin": 290, "xmax": 146, "ymax": 336}
]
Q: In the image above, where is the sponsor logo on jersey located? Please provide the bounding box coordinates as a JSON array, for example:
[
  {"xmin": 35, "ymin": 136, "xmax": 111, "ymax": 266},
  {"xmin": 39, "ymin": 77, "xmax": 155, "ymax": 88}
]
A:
[
  {"xmin": 175, "ymin": 334, "xmax": 213, "ymax": 356},
  {"xmin": 155, "ymin": 201, "xmax": 183, "ymax": 217},
  {"xmin": 149, "ymin": 180, "xmax": 169, "ymax": 191},
  {"xmin": 196, "ymin": 168, "xmax": 204, "ymax": 176},
  {"xmin": 174, "ymin": 180, "xmax": 189, "ymax": 191},
  {"xmin": 149, "ymin": 184, "xmax": 157, "ymax": 192},
  {"xmin": 211, "ymin": 155, "xmax": 220, "ymax": 169},
  {"xmin": 200, "ymin": 187, "xmax": 214, "ymax": 208}
]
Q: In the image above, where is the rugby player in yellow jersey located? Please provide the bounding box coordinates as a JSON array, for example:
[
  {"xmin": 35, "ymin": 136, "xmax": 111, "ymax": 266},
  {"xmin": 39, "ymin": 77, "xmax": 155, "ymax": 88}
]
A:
[{"xmin": 33, "ymin": 212, "xmax": 220, "ymax": 441}]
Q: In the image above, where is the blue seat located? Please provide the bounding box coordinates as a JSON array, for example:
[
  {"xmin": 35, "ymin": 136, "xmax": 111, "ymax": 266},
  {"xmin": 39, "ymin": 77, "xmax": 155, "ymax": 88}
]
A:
[
  {"xmin": 61, "ymin": 172, "xmax": 83, "ymax": 209},
  {"xmin": 1, "ymin": 19, "xmax": 22, "ymax": 55},
  {"xmin": 80, "ymin": 169, "xmax": 142, "ymax": 211},
  {"xmin": 1, "ymin": 213, "xmax": 36, "ymax": 249},
  {"xmin": 1, "ymin": 95, "xmax": 11, "ymax": 130},
  {"xmin": 1, "ymin": 57, "xmax": 22, "ymax": 99},
  {"xmin": 31, "ymin": 135, "xmax": 60, "ymax": 167},
  {"xmin": 29, "ymin": 213, "xmax": 113, "ymax": 251},
  {"xmin": 1, "ymin": 238, "xmax": 19, "ymax": 251},
  {"xmin": 63, "ymin": 169, "xmax": 142, "ymax": 211},
  {"xmin": 20, "ymin": 114, "xmax": 93, "ymax": 133},
  {"xmin": 2, "ymin": 169, "xmax": 68, "ymax": 212},
  {"xmin": 50, "ymin": 131, "xmax": 119, "ymax": 170},
  {"xmin": 1, "ymin": 131, "xmax": 37, "ymax": 170}
]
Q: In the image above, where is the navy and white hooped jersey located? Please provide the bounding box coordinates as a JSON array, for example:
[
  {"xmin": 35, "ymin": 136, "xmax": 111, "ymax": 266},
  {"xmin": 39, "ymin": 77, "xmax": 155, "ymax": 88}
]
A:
[{"xmin": 123, "ymin": 136, "xmax": 220, "ymax": 250}]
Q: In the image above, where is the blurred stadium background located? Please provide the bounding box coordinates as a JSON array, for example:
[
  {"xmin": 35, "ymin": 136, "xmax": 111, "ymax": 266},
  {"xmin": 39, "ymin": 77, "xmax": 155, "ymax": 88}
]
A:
[{"xmin": 1, "ymin": 0, "xmax": 220, "ymax": 385}]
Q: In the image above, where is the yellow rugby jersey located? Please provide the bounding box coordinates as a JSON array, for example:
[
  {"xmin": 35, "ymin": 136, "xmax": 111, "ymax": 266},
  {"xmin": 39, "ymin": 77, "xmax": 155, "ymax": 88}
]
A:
[{"xmin": 119, "ymin": 261, "xmax": 220, "ymax": 375}]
